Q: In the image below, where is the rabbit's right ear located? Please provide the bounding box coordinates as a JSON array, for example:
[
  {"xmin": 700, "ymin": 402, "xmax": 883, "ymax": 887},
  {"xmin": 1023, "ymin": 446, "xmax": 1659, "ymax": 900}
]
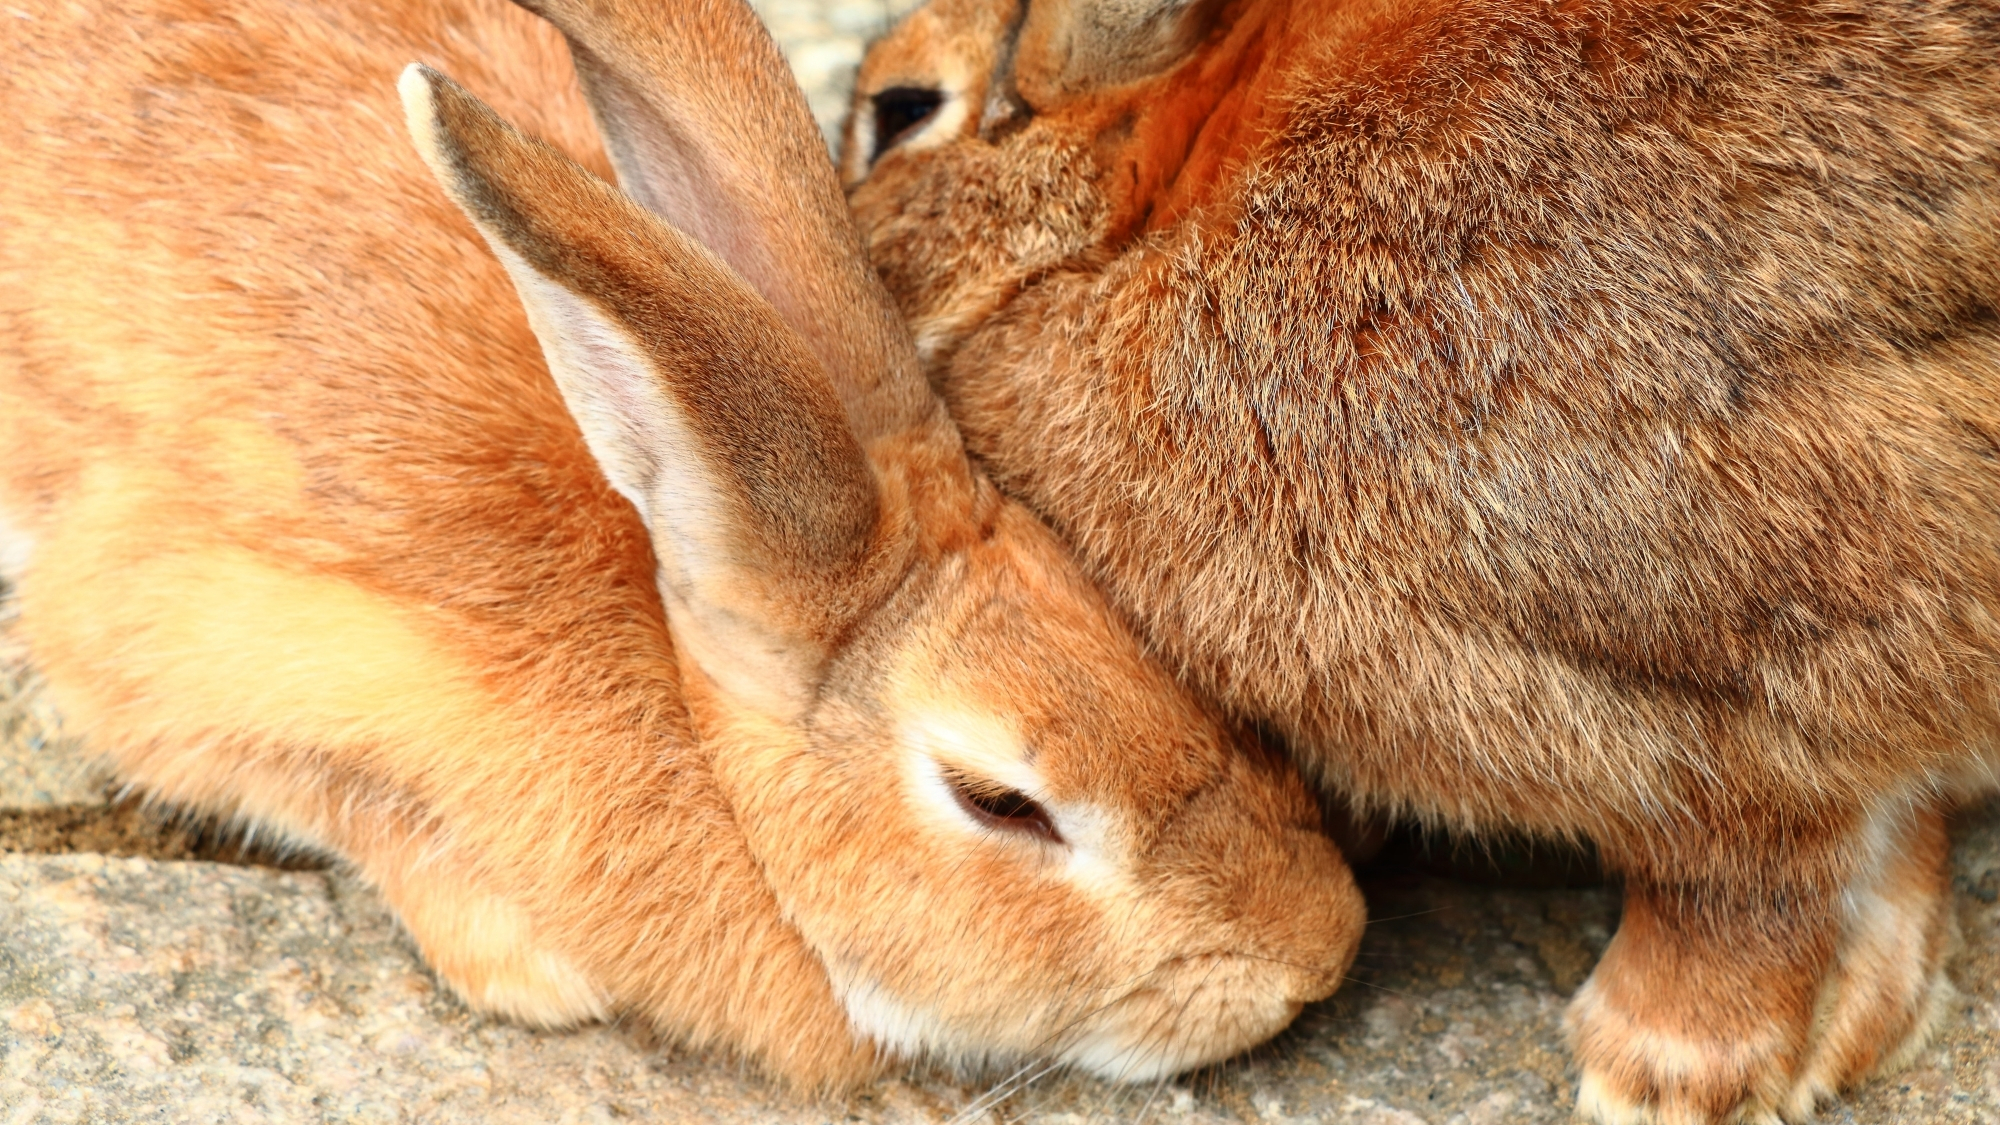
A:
[
  {"xmin": 400, "ymin": 65, "xmax": 887, "ymax": 722},
  {"xmin": 1013, "ymin": 0, "xmax": 1226, "ymax": 99},
  {"xmin": 508, "ymin": 0, "xmax": 933, "ymax": 441}
]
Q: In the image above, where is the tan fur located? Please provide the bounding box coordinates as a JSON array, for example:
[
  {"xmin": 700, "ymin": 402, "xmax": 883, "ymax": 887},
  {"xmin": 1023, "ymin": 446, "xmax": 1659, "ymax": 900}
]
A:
[
  {"xmin": 0, "ymin": 0, "xmax": 1363, "ymax": 1089},
  {"xmin": 836, "ymin": 0, "xmax": 2000, "ymax": 1119}
]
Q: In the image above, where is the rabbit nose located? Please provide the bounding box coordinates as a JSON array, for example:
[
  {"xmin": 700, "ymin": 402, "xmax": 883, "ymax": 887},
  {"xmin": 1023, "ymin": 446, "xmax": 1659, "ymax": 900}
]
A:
[
  {"xmin": 1149, "ymin": 779, "xmax": 1365, "ymax": 995},
  {"xmin": 1238, "ymin": 826, "xmax": 1366, "ymax": 998}
]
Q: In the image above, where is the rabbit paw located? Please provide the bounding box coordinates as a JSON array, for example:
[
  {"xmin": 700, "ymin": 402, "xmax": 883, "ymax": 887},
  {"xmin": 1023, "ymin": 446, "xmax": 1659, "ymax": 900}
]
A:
[
  {"xmin": 394, "ymin": 875, "xmax": 610, "ymax": 1029},
  {"xmin": 1567, "ymin": 804, "xmax": 1956, "ymax": 1125},
  {"xmin": 1567, "ymin": 974, "xmax": 1800, "ymax": 1125},
  {"xmin": 1781, "ymin": 807, "xmax": 1957, "ymax": 1119}
]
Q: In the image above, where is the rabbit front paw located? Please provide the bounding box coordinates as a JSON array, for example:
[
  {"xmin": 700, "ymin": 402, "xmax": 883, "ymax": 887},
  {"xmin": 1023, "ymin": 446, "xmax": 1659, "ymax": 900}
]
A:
[
  {"xmin": 1566, "ymin": 804, "xmax": 1956, "ymax": 1125},
  {"xmin": 1781, "ymin": 806, "xmax": 1957, "ymax": 1119},
  {"xmin": 1567, "ymin": 967, "xmax": 1801, "ymax": 1125},
  {"xmin": 388, "ymin": 867, "xmax": 610, "ymax": 1029}
]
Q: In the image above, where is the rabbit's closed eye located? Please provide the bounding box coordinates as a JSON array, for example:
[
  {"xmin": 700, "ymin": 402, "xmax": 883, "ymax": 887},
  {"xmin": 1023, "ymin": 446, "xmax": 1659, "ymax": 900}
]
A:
[{"xmin": 941, "ymin": 764, "xmax": 1062, "ymax": 843}]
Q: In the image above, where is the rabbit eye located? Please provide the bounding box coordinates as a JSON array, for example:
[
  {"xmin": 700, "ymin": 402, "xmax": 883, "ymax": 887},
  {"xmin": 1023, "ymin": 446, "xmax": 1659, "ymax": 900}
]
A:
[
  {"xmin": 871, "ymin": 86, "xmax": 945, "ymax": 162},
  {"xmin": 942, "ymin": 766, "xmax": 1062, "ymax": 844}
]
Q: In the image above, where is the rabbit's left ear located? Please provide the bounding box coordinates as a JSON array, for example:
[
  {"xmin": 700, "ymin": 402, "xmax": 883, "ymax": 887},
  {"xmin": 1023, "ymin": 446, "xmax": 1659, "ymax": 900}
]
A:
[
  {"xmin": 508, "ymin": 0, "xmax": 934, "ymax": 443},
  {"xmin": 401, "ymin": 64, "xmax": 891, "ymax": 722},
  {"xmin": 1012, "ymin": 0, "xmax": 1226, "ymax": 97}
]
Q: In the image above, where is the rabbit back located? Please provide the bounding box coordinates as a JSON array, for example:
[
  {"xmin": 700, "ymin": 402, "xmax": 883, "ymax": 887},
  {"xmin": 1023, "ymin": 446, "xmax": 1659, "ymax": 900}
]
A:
[{"xmin": 0, "ymin": 0, "xmax": 686, "ymax": 810}]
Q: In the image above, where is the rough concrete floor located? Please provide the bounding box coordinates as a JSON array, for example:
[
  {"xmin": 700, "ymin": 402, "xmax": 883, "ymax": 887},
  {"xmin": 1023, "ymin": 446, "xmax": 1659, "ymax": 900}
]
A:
[{"xmin": 5, "ymin": 3, "xmax": 1998, "ymax": 1122}]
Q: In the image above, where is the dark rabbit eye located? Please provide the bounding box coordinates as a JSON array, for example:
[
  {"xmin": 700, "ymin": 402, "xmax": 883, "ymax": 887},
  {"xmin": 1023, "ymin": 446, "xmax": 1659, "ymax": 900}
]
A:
[
  {"xmin": 871, "ymin": 86, "xmax": 945, "ymax": 162},
  {"xmin": 942, "ymin": 766, "xmax": 1062, "ymax": 844}
]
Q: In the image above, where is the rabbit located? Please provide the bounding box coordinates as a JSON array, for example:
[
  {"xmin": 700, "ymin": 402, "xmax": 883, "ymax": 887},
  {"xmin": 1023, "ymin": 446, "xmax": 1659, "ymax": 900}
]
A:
[
  {"xmin": 0, "ymin": 0, "xmax": 1366, "ymax": 1090},
  {"xmin": 788, "ymin": 0, "xmax": 2000, "ymax": 1119}
]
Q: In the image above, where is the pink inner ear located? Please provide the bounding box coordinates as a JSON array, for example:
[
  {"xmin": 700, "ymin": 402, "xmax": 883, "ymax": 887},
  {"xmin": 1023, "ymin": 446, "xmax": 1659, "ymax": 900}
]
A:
[
  {"xmin": 573, "ymin": 54, "xmax": 791, "ymax": 319},
  {"xmin": 535, "ymin": 0, "xmax": 933, "ymax": 440}
]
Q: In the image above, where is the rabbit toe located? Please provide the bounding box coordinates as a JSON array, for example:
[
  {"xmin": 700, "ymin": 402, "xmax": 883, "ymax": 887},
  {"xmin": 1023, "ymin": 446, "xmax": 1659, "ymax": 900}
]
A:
[{"xmin": 1566, "ymin": 981, "xmax": 1799, "ymax": 1125}]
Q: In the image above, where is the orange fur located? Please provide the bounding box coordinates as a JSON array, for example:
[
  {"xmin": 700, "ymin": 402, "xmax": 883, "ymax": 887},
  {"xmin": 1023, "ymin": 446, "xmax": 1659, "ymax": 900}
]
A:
[
  {"xmin": 840, "ymin": 0, "xmax": 2000, "ymax": 1119},
  {"xmin": 0, "ymin": 0, "xmax": 1362, "ymax": 1089}
]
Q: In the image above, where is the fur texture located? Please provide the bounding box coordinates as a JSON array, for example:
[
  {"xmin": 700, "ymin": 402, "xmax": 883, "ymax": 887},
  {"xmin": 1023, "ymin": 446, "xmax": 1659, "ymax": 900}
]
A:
[
  {"xmin": 837, "ymin": 0, "xmax": 2000, "ymax": 1119},
  {"xmin": 0, "ymin": 0, "xmax": 1364, "ymax": 1089}
]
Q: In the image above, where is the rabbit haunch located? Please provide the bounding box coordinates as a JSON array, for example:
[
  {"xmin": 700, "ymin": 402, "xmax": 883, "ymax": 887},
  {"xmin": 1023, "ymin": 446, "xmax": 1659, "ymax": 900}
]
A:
[
  {"xmin": 0, "ymin": 0, "xmax": 1362, "ymax": 1088},
  {"xmin": 838, "ymin": 0, "xmax": 2000, "ymax": 1120}
]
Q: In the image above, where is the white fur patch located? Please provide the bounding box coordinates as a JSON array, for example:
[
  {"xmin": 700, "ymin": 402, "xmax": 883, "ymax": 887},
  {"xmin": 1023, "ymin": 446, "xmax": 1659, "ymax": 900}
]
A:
[
  {"xmin": 833, "ymin": 971, "xmax": 982, "ymax": 1066},
  {"xmin": 0, "ymin": 503, "xmax": 32, "ymax": 582},
  {"xmin": 831, "ymin": 962, "xmax": 1221, "ymax": 1083},
  {"xmin": 1058, "ymin": 1023, "xmax": 1234, "ymax": 1084},
  {"xmin": 900, "ymin": 707, "xmax": 1045, "ymax": 797}
]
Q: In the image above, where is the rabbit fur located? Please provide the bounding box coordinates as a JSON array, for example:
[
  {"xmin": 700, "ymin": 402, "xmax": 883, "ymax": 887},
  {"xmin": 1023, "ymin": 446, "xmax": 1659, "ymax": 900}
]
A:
[
  {"xmin": 834, "ymin": 0, "xmax": 2000, "ymax": 1119},
  {"xmin": 0, "ymin": 0, "xmax": 1365, "ymax": 1089}
]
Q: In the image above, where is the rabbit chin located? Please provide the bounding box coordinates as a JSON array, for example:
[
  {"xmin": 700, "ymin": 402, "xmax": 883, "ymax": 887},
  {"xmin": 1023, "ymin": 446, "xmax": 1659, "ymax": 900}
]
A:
[{"xmin": 832, "ymin": 953, "xmax": 1307, "ymax": 1083}]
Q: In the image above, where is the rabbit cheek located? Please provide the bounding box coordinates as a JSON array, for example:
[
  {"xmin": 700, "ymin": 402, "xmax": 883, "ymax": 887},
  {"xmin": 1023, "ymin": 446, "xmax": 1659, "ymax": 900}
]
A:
[{"xmin": 704, "ymin": 709, "xmax": 1091, "ymax": 1067}]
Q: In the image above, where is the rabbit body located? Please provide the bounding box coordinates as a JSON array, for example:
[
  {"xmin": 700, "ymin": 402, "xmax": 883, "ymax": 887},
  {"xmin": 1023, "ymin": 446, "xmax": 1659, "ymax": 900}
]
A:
[
  {"xmin": 844, "ymin": 0, "xmax": 2000, "ymax": 1118},
  {"xmin": 0, "ymin": 0, "xmax": 1363, "ymax": 1088}
]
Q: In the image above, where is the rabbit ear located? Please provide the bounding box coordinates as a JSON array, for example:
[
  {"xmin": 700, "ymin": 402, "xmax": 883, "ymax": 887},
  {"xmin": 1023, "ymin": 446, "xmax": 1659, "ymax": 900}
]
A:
[
  {"xmin": 1014, "ymin": 0, "xmax": 1223, "ymax": 98},
  {"xmin": 400, "ymin": 64, "xmax": 887, "ymax": 721},
  {"xmin": 508, "ymin": 0, "xmax": 933, "ymax": 441}
]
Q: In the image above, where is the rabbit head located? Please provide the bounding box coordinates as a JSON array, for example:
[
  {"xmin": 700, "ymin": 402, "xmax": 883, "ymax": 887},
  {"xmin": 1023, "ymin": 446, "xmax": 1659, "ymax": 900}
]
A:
[
  {"xmin": 395, "ymin": 0, "xmax": 1365, "ymax": 1080},
  {"xmin": 839, "ymin": 0, "xmax": 1296, "ymax": 362}
]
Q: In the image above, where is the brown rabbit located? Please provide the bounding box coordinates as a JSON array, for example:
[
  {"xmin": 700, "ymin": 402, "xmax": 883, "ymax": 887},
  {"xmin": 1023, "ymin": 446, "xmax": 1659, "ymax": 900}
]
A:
[
  {"xmin": 808, "ymin": 0, "xmax": 1999, "ymax": 1119},
  {"xmin": 0, "ymin": 0, "xmax": 1364, "ymax": 1089}
]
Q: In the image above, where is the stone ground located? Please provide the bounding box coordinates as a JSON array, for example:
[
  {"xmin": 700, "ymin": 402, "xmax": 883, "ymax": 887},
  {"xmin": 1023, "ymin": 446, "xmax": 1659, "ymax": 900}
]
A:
[{"xmin": 5, "ymin": 3, "xmax": 1999, "ymax": 1121}]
